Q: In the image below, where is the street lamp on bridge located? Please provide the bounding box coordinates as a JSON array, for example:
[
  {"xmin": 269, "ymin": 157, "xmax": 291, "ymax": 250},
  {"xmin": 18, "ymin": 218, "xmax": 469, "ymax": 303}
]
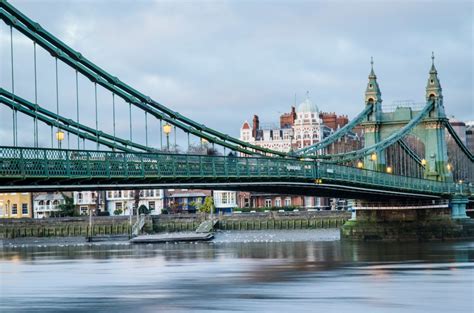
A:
[
  {"xmin": 163, "ymin": 123, "xmax": 172, "ymax": 151},
  {"xmin": 446, "ymin": 163, "xmax": 452, "ymax": 172},
  {"xmin": 56, "ymin": 130, "xmax": 64, "ymax": 149},
  {"xmin": 370, "ymin": 152, "xmax": 377, "ymax": 162}
]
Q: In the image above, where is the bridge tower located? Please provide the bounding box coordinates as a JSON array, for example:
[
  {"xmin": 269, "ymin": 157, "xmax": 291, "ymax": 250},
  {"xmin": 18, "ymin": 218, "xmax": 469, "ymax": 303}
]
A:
[
  {"xmin": 361, "ymin": 55, "xmax": 451, "ymax": 181},
  {"xmin": 362, "ymin": 58, "xmax": 385, "ymax": 171},
  {"xmin": 423, "ymin": 53, "xmax": 450, "ymax": 181}
]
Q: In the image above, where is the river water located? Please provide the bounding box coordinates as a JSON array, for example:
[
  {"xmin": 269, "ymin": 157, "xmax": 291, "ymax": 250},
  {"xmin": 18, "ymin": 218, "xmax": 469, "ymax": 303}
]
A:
[{"xmin": 0, "ymin": 229, "xmax": 473, "ymax": 313}]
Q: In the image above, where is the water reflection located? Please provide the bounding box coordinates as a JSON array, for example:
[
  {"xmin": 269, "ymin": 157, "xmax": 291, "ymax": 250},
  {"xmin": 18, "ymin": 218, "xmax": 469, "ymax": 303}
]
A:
[{"xmin": 1, "ymin": 230, "xmax": 473, "ymax": 313}]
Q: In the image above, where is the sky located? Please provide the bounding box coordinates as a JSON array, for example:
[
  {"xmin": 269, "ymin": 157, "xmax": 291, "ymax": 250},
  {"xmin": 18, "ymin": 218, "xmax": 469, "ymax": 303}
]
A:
[{"xmin": 0, "ymin": 0, "xmax": 472, "ymax": 149}]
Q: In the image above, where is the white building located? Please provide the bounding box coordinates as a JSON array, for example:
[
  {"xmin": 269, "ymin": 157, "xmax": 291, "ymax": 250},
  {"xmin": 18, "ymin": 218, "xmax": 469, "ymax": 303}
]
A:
[
  {"xmin": 106, "ymin": 189, "xmax": 163, "ymax": 216},
  {"xmin": 239, "ymin": 94, "xmax": 352, "ymax": 210},
  {"xmin": 73, "ymin": 191, "xmax": 105, "ymax": 215},
  {"xmin": 33, "ymin": 193, "xmax": 66, "ymax": 218},
  {"xmin": 293, "ymin": 97, "xmax": 323, "ymax": 149},
  {"xmin": 240, "ymin": 94, "xmax": 324, "ymax": 153},
  {"xmin": 213, "ymin": 190, "xmax": 237, "ymax": 213}
]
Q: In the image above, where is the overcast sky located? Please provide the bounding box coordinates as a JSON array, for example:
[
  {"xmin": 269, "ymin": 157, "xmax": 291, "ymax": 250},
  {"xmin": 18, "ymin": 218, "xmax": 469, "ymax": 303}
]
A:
[{"xmin": 0, "ymin": 0, "xmax": 472, "ymax": 148}]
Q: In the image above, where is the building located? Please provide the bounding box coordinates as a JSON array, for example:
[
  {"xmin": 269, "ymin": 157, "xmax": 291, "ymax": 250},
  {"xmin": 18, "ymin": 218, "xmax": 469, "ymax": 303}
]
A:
[
  {"xmin": 239, "ymin": 94, "xmax": 359, "ymax": 210},
  {"xmin": 32, "ymin": 192, "xmax": 70, "ymax": 218},
  {"xmin": 106, "ymin": 189, "xmax": 163, "ymax": 216},
  {"xmin": 213, "ymin": 190, "xmax": 237, "ymax": 213},
  {"xmin": 0, "ymin": 193, "xmax": 32, "ymax": 218},
  {"xmin": 73, "ymin": 191, "xmax": 106, "ymax": 215},
  {"xmin": 466, "ymin": 121, "xmax": 474, "ymax": 153},
  {"xmin": 164, "ymin": 189, "xmax": 211, "ymax": 213},
  {"xmin": 240, "ymin": 93, "xmax": 349, "ymax": 152},
  {"xmin": 449, "ymin": 116, "xmax": 467, "ymax": 144}
]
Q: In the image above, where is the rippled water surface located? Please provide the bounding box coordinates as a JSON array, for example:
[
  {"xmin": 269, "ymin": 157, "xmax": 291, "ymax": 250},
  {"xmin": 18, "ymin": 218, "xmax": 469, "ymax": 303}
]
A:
[{"xmin": 1, "ymin": 229, "xmax": 473, "ymax": 313}]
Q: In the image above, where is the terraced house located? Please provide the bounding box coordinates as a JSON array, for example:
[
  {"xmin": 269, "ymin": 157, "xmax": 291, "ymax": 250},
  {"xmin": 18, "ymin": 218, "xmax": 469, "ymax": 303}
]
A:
[{"xmin": 0, "ymin": 193, "xmax": 32, "ymax": 218}]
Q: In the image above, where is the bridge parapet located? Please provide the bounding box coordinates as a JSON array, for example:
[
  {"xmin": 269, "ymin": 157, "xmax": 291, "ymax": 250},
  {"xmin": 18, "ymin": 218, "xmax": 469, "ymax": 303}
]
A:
[{"xmin": 0, "ymin": 146, "xmax": 469, "ymax": 199}]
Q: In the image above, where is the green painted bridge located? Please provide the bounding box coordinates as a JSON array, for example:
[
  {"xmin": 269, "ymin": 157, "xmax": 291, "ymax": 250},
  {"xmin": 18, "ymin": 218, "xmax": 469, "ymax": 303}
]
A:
[{"xmin": 0, "ymin": 146, "xmax": 470, "ymax": 201}]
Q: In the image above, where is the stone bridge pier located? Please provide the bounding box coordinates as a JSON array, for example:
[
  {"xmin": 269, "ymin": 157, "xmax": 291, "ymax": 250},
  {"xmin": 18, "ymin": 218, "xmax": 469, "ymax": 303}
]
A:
[{"xmin": 341, "ymin": 198, "xmax": 473, "ymax": 241}]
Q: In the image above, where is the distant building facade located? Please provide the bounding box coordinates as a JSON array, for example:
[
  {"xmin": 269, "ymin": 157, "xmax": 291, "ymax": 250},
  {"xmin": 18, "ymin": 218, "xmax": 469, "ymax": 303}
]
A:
[
  {"xmin": 106, "ymin": 189, "xmax": 163, "ymax": 216},
  {"xmin": 73, "ymin": 191, "xmax": 106, "ymax": 215},
  {"xmin": 213, "ymin": 190, "xmax": 237, "ymax": 213},
  {"xmin": 0, "ymin": 193, "xmax": 32, "ymax": 218},
  {"xmin": 164, "ymin": 189, "xmax": 211, "ymax": 213},
  {"xmin": 239, "ymin": 94, "xmax": 359, "ymax": 210},
  {"xmin": 33, "ymin": 192, "xmax": 70, "ymax": 218},
  {"xmin": 466, "ymin": 121, "xmax": 474, "ymax": 153}
]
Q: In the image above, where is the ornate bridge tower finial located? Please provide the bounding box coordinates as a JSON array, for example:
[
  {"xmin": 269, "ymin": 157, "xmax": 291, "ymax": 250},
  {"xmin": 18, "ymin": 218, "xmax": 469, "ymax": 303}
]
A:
[
  {"xmin": 365, "ymin": 57, "xmax": 382, "ymax": 106},
  {"xmin": 426, "ymin": 51, "xmax": 443, "ymax": 102}
]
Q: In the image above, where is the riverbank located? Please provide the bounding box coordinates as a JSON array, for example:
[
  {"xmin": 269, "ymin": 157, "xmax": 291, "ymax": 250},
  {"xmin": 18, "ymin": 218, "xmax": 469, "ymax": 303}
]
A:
[
  {"xmin": 154, "ymin": 211, "xmax": 350, "ymax": 233},
  {"xmin": 0, "ymin": 211, "xmax": 350, "ymax": 239}
]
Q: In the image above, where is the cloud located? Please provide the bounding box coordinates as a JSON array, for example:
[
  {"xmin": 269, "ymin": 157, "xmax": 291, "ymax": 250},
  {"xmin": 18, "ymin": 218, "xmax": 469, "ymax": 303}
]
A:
[{"xmin": 1, "ymin": 0, "xmax": 472, "ymax": 148}]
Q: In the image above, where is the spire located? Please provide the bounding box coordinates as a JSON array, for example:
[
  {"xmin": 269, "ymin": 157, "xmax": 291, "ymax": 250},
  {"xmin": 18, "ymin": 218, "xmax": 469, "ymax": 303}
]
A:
[
  {"xmin": 426, "ymin": 52, "xmax": 442, "ymax": 100},
  {"xmin": 369, "ymin": 56, "xmax": 376, "ymax": 78},
  {"xmin": 430, "ymin": 51, "xmax": 437, "ymax": 74},
  {"xmin": 365, "ymin": 57, "xmax": 381, "ymax": 104}
]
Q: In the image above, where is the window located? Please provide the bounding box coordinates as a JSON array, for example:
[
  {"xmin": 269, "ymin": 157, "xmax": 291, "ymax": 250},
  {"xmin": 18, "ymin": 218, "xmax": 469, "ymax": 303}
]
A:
[
  {"xmin": 38, "ymin": 200, "xmax": 44, "ymax": 206},
  {"xmin": 244, "ymin": 198, "xmax": 250, "ymax": 208},
  {"xmin": 53, "ymin": 200, "xmax": 59, "ymax": 206},
  {"xmin": 108, "ymin": 191, "xmax": 112, "ymax": 198},
  {"xmin": 149, "ymin": 201, "xmax": 155, "ymax": 210},
  {"xmin": 222, "ymin": 192, "xmax": 228, "ymax": 204},
  {"xmin": 78, "ymin": 193, "xmax": 83, "ymax": 200},
  {"xmin": 12, "ymin": 204, "xmax": 18, "ymax": 215},
  {"xmin": 80, "ymin": 206, "xmax": 88, "ymax": 215},
  {"xmin": 275, "ymin": 198, "xmax": 281, "ymax": 207},
  {"xmin": 265, "ymin": 199, "xmax": 272, "ymax": 207},
  {"xmin": 22, "ymin": 203, "xmax": 28, "ymax": 215},
  {"xmin": 284, "ymin": 197, "xmax": 291, "ymax": 207},
  {"xmin": 116, "ymin": 202, "xmax": 123, "ymax": 210}
]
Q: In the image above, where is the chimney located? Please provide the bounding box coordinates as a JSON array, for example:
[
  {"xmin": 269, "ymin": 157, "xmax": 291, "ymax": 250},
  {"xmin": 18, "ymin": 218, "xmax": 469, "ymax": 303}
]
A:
[{"xmin": 252, "ymin": 115, "xmax": 259, "ymax": 138}]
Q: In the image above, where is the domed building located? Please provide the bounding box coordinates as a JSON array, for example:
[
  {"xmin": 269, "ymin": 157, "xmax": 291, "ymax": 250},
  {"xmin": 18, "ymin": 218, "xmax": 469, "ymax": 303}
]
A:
[
  {"xmin": 293, "ymin": 93, "xmax": 323, "ymax": 149},
  {"xmin": 239, "ymin": 93, "xmax": 325, "ymax": 153},
  {"xmin": 238, "ymin": 92, "xmax": 359, "ymax": 211}
]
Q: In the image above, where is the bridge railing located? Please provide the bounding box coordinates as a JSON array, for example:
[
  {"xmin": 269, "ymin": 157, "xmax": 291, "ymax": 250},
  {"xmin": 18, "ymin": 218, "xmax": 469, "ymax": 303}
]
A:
[
  {"xmin": 0, "ymin": 146, "xmax": 469, "ymax": 197},
  {"xmin": 0, "ymin": 146, "xmax": 316, "ymax": 180},
  {"xmin": 317, "ymin": 162, "xmax": 462, "ymax": 196}
]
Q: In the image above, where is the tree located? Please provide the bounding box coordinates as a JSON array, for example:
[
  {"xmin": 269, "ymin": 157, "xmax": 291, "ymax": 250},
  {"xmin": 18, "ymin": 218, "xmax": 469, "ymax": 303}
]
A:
[
  {"xmin": 138, "ymin": 204, "xmax": 149, "ymax": 215},
  {"xmin": 133, "ymin": 189, "xmax": 141, "ymax": 215},
  {"xmin": 199, "ymin": 196, "xmax": 214, "ymax": 214},
  {"xmin": 57, "ymin": 193, "xmax": 76, "ymax": 217}
]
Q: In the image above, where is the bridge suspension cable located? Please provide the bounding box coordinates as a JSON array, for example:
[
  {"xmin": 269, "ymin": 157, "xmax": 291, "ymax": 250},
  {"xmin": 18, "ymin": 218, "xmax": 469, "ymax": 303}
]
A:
[
  {"xmin": 294, "ymin": 103, "xmax": 373, "ymax": 156},
  {"xmin": 318, "ymin": 99, "xmax": 435, "ymax": 163},
  {"xmin": 0, "ymin": 89, "xmax": 154, "ymax": 153},
  {"xmin": 0, "ymin": 2, "xmax": 290, "ymax": 158},
  {"xmin": 0, "ymin": 96, "xmax": 137, "ymax": 152}
]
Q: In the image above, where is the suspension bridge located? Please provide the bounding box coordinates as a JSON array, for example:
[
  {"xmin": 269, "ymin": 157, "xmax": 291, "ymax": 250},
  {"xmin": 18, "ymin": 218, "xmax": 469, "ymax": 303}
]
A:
[{"xmin": 0, "ymin": 1, "xmax": 472, "ymax": 223}]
